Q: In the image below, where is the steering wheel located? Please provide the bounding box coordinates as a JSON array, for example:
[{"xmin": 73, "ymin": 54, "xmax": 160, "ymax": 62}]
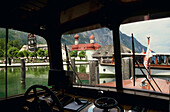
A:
[
  {"xmin": 24, "ymin": 85, "xmax": 63, "ymax": 112},
  {"xmin": 94, "ymin": 97, "xmax": 118, "ymax": 112}
]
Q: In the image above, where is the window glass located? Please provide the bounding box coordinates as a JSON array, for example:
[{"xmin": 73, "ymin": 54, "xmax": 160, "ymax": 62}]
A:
[
  {"xmin": 61, "ymin": 27, "xmax": 116, "ymax": 87},
  {"xmin": 120, "ymin": 17, "xmax": 170, "ymax": 94},
  {"xmin": 0, "ymin": 28, "xmax": 49, "ymax": 98}
]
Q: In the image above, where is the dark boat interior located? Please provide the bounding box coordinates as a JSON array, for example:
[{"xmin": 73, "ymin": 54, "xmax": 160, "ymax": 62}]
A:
[{"xmin": 0, "ymin": 0, "xmax": 169, "ymax": 112}]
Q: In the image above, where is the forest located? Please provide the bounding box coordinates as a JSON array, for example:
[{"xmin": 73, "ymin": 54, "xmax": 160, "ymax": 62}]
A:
[{"xmin": 0, "ymin": 28, "xmax": 47, "ymax": 59}]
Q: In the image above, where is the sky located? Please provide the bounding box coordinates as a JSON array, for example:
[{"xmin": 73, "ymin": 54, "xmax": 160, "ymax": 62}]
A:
[{"xmin": 120, "ymin": 17, "xmax": 170, "ymax": 53}]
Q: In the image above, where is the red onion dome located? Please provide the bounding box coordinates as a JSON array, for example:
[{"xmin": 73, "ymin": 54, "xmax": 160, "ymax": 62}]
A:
[
  {"xmin": 90, "ymin": 35, "xmax": 95, "ymax": 39},
  {"xmin": 74, "ymin": 34, "xmax": 79, "ymax": 39}
]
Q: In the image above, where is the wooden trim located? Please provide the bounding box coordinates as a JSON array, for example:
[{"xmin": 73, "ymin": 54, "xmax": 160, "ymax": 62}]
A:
[{"xmin": 73, "ymin": 85, "xmax": 169, "ymax": 100}]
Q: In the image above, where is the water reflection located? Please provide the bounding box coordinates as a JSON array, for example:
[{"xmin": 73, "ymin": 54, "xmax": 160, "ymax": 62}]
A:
[
  {"xmin": 0, "ymin": 66, "xmax": 50, "ymax": 98},
  {"xmin": 21, "ymin": 82, "xmax": 26, "ymax": 90},
  {"xmin": 0, "ymin": 65, "xmax": 116, "ymax": 98},
  {"xmin": 64, "ymin": 64, "xmax": 115, "ymax": 85}
]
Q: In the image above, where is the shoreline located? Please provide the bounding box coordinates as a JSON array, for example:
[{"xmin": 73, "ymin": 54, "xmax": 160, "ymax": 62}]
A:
[{"xmin": 0, "ymin": 61, "xmax": 89, "ymax": 67}]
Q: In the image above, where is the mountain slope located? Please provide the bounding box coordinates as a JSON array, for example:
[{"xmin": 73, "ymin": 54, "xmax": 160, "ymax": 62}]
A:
[
  {"xmin": 62, "ymin": 28, "xmax": 147, "ymax": 53},
  {"xmin": 0, "ymin": 27, "xmax": 147, "ymax": 53},
  {"xmin": 0, "ymin": 28, "xmax": 46, "ymax": 46},
  {"xmin": 120, "ymin": 32, "xmax": 147, "ymax": 53},
  {"xmin": 61, "ymin": 28, "xmax": 113, "ymax": 45}
]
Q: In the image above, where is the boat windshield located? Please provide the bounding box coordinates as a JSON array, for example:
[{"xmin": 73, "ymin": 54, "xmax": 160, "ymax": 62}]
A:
[
  {"xmin": 61, "ymin": 27, "xmax": 116, "ymax": 87},
  {"xmin": 120, "ymin": 17, "xmax": 170, "ymax": 94},
  {"xmin": 0, "ymin": 28, "xmax": 48, "ymax": 99}
]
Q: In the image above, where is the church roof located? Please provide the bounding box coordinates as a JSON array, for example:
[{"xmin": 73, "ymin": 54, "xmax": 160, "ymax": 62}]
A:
[{"xmin": 71, "ymin": 43, "xmax": 101, "ymax": 51}]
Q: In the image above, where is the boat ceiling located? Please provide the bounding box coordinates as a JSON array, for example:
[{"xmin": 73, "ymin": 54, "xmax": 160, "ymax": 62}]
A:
[{"xmin": 1, "ymin": 0, "xmax": 170, "ymax": 36}]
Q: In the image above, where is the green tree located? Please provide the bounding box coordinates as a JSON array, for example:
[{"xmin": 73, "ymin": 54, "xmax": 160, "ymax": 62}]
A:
[
  {"xmin": 45, "ymin": 50, "xmax": 48, "ymax": 57},
  {"xmin": 70, "ymin": 50, "xmax": 77, "ymax": 57},
  {"xmin": 29, "ymin": 52, "xmax": 37, "ymax": 58},
  {"xmin": 29, "ymin": 52, "xmax": 34, "ymax": 57},
  {"xmin": 3, "ymin": 51, "xmax": 7, "ymax": 57},
  {"xmin": 23, "ymin": 50, "xmax": 30, "ymax": 58},
  {"xmin": 0, "ymin": 38, "xmax": 5, "ymax": 50},
  {"xmin": 17, "ymin": 51, "xmax": 24, "ymax": 57},
  {"xmin": 7, "ymin": 47, "xmax": 19, "ymax": 58},
  {"xmin": 78, "ymin": 50, "xmax": 86, "ymax": 60},
  {"xmin": 13, "ymin": 40, "xmax": 21, "ymax": 49},
  {"xmin": 0, "ymin": 49, "xmax": 4, "ymax": 57},
  {"xmin": 79, "ymin": 65, "xmax": 86, "ymax": 73},
  {"xmin": 36, "ymin": 49, "xmax": 45, "ymax": 58},
  {"xmin": 33, "ymin": 52, "xmax": 37, "ymax": 58}
]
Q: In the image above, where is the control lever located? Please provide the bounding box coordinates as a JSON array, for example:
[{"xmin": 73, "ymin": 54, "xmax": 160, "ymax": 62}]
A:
[
  {"xmin": 74, "ymin": 98, "xmax": 82, "ymax": 105},
  {"xmin": 74, "ymin": 98, "xmax": 89, "ymax": 105}
]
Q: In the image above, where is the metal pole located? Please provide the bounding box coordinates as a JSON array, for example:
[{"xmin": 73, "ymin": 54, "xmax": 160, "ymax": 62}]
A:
[
  {"xmin": 71, "ymin": 58, "xmax": 76, "ymax": 83},
  {"xmin": 147, "ymin": 37, "xmax": 151, "ymax": 78},
  {"xmin": 69, "ymin": 61, "xmax": 82, "ymax": 85},
  {"xmin": 65, "ymin": 45, "xmax": 82, "ymax": 85},
  {"xmin": 5, "ymin": 28, "xmax": 8, "ymax": 98},
  {"xmin": 131, "ymin": 33, "xmax": 136, "ymax": 86},
  {"xmin": 141, "ymin": 62, "xmax": 162, "ymax": 92},
  {"xmin": 65, "ymin": 44, "xmax": 69, "ymax": 71},
  {"xmin": 135, "ymin": 61, "xmax": 156, "ymax": 91},
  {"xmin": 21, "ymin": 59, "xmax": 26, "ymax": 84}
]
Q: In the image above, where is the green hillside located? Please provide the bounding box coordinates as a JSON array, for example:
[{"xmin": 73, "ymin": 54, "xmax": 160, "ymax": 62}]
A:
[
  {"xmin": 0, "ymin": 28, "xmax": 147, "ymax": 53},
  {"xmin": 0, "ymin": 28, "xmax": 47, "ymax": 49},
  {"xmin": 62, "ymin": 28, "xmax": 147, "ymax": 53}
]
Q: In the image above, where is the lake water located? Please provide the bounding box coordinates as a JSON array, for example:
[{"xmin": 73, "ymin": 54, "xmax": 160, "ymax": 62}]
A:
[
  {"xmin": 0, "ymin": 65, "xmax": 115, "ymax": 98},
  {"xmin": 0, "ymin": 64, "xmax": 169, "ymax": 98},
  {"xmin": 0, "ymin": 66, "xmax": 50, "ymax": 98}
]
